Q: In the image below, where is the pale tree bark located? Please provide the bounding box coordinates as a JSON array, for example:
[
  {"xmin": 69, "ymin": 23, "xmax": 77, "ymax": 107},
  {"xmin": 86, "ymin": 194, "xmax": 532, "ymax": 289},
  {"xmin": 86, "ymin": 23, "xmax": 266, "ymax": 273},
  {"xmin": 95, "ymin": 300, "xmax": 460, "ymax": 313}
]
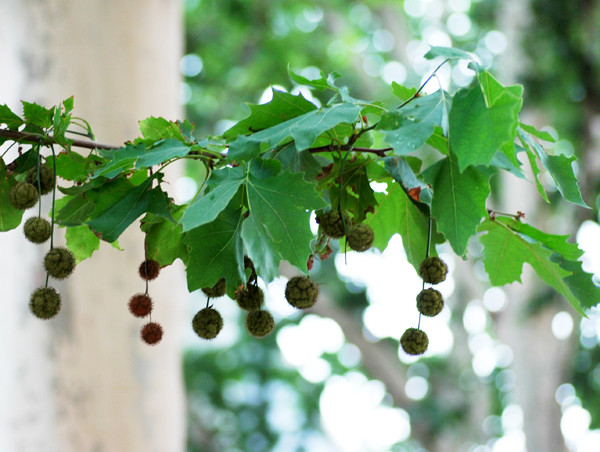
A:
[{"xmin": 0, "ymin": 1, "xmax": 186, "ymax": 451}]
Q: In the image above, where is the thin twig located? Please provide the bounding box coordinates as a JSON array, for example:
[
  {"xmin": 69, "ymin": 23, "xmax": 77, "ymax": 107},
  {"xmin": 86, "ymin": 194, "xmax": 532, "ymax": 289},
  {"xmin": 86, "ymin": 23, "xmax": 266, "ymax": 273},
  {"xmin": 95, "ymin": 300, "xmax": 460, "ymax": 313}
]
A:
[{"xmin": 0, "ymin": 128, "xmax": 118, "ymax": 150}]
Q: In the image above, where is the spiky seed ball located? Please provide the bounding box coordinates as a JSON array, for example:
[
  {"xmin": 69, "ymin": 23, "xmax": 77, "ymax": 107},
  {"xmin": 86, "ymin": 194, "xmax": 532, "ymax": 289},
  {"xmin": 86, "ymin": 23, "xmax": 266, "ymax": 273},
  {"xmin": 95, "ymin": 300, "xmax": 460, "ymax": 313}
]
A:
[
  {"xmin": 235, "ymin": 284, "xmax": 264, "ymax": 311},
  {"xmin": 23, "ymin": 216, "xmax": 52, "ymax": 244},
  {"xmin": 418, "ymin": 256, "xmax": 448, "ymax": 284},
  {"xmin": 201, "ymin": 278, "xmax": 226, "ymax": 298},
  {"xmin": 416, "ymin": 288, "xmax": 444, "ymax": 317},
  {"xmin": 346, "ymin": 223, "xmax": 374, "ymax": 252},
  {"xmin": 138, "ymin": 259, "xmax": 160, "ymax": 281},
  {"xmin": 44, "ymin": 247, "xmax": 76, "ymax": 279},
  {"xmin": 285, "ymin": 275, "xmax": 319, "ymax": 309},
  {"xmin": 400, "ymin": 328, "xmax": 429, "ymax": 356},
  {"xmin": 141, "ymin": 322, "xmax": 163, "ymax": 345},
  {"xmin": 128, "ymin": 293, "xmax": 153, "ymax": 318},
  {"xmin": 245, "ymin": 310, "xmax": 275, "ymax": 338},
  {"xmin": 192, "ymin": 307, "xmax": 223, "ymax": 340},
  {"xmin": 316, "ymin": 209, "xmax": 350, "ymax": 238},
  {"xmin": 29, "ymin": 287, "xmax": 61, "ymax": 319},
  {"xmin": 9, "ymin": 182, "xmax": 39, "ymax": 210},
  {"xmin": 26, "ymin": 165, "xmax": 55, "ymax": 195}
]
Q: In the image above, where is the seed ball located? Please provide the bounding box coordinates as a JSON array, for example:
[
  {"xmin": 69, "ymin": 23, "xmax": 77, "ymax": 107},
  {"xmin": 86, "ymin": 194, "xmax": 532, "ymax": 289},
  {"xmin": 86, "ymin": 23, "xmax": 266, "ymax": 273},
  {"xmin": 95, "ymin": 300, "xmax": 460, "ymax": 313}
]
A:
[
  {"xmin": 235, "ymin": 284, "xmax": 264, "ymax": 311},
  {"xmin": 201, "ymin": 278, "xmax": 226, "ymax": 298},
  {"xmin": 26, "ymin": 165, "xmax": 55, "ymax": 195},
  {"xmin": 138, "ymin": 259, "xmax": 160, "ymax": 281},
  {"xmin": 29, "ymin": 287, "xmax": 61, "ymax": 320},
  {"xmin": 285, "ymin": 275, "xmax": 319, "ymax": 309},
  {"xmin": 44, "ymin": 247, "xmax": 76, "ymax": 279},
  {"xmin": 192, "ymin": 307, "xmax": 223, "ymax": 340},
  {"xmin": 23, "ymin": 216, "xmax": 52, "ymax": 244},
  {"xmin": 418, "ymin": 256, "xmax": 448, "ymax": 284},
  {"xmin": 245, "ymin": 310, "xmax": 275, "ymax": 338},
  {"xmin": 400, "ymin": 328, "xmax": 429, "ymax": 356},
  {"xmin": 416, "ymin": 288, "xmax": 444, "ymax": 317},
  {"xmin": 346, "ymin": 223, "xmax": 374, "ymax": 252},
  {"xmin": 128, "ymin": 293, "xmax": 153, "ymax": 318},
  {"xmin": 316, "ymin": 209, "xmax": 350, "ymax": 238},
  {"xmin": 141, "ymin": 322, "xmax": 163, "ymax": 345},
  {"xmin": 9, "ymin": 182, "xmax": 39, "ymax": 210}
]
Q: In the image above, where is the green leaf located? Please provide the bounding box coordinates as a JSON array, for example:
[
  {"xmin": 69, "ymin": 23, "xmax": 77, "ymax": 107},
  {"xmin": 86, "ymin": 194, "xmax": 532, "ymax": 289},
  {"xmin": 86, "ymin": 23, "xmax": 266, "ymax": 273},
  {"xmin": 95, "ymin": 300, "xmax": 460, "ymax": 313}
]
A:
[
  {"xmin": 183, "ymin": 199, "xmax": 246, "ymax": 298},
  {"xmin": 56, "ymin": 195, "xmax": 95, "ymax": 226},
  {"xmin": 423, "ymin": 156, "xmax": 493, "ymax": 255},
  {"xmin": 331, "ymin": 158, "xmax": 378, "ymax": 222},
  {"xmin": 383, "ymin": 156, "xmax": 432, "ymax": 206},
  {"xmin": 551, "ymin": 254, "xmax": 600, "ymax": 312},
  {"xmin": 224, "ymin": 90, "xmax": 317, "ymax": 139},
  {"xmin": 139, "ymin": 116, "xmax": 186, "ymax": 142},
  {"xmin": 288, "ymin": 67, "xmax": 340, "ymax": 92},
  {"xmin": 449, "ymin": 73, "xmax": 522, "ymax": 171},
  {"xmin": 519, "ymin": 130, "xmax": 588, "ymax": 207},
  {"xmin": 95, "ymin": 143, "xmax": 145, "ymax": 178},
  {"xmin": 22, "ymin": 101, "xmax": 54, "ymax": 129},
  {"xmin": 519, "ymin": 123, "xmax": 556, "ymax": 142},
  {"xmin": 49, "ymin": 152, "xmax": 89, "ymax": 181},
  {"xmin": 273, "ymin": 142, "xmax": 327, "ymax": 181},
  {"xmin": 0, "ymin": 105, "xmax": 23, "ymax": 129},
  {"xmin": 424, "ymin": 46, "xmax": 473, "ymax": 60},
  {"xmin": 0, "ymin": 161, "xmax": 24, "ymax": 231},
  {"xmin": 478, "ymin": 219, "xmax": 592, "ymax": 315},
  {"xmin": 141, "ymin": 205, "xmax": 188, "ymax": 266},
  {"xmin": 228, "ymin": 103, "xmax": 362, "ymax": 160},
  {"xmin": 180, "ymin": 166, "xmax": 245, "ymax": 231},
  {"xmin": 391, "ymin": 83, "xmax": 417, "ymax": 102},
  {"xmin": 135, "ymin": 139, "xmax": 191, "ymax": 168},
  {"xmin": 65, "ymin": 225, "xmax": 100, "ymax": 263},
  {"xmin": 524, "ymin": 146, "xmax": 550, "ymax": 203},
  {"xmin": 242, "ymin": 164, "xmax": 327, "ymax": 281}
]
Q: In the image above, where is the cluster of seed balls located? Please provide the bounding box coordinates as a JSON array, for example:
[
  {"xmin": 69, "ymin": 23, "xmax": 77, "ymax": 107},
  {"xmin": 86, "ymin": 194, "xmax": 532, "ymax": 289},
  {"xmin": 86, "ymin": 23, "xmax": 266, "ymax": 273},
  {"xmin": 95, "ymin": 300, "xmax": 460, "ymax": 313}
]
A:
[
  {"xmin": 316, "ymin": 209, "xmax": 374, "ymax": 252},
  {"xmin": 11, "ymin": 164, "xmax": 77, "ymax": 320},
  {"xmin": 128, "ymin": 259, "xmax": 164, "ymax": 345},
  {"xmin": 400, "ymin": 256, "xmax": 448, "ymax": 356}
]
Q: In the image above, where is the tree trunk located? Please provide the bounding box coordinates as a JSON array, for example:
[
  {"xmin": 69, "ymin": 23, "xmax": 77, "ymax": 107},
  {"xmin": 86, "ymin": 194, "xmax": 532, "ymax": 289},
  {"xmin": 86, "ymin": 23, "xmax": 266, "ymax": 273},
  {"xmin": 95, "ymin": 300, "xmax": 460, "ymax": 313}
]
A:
[{"xmin": 0, "ymin": 1, "xmax": 186, "ymax": 451}]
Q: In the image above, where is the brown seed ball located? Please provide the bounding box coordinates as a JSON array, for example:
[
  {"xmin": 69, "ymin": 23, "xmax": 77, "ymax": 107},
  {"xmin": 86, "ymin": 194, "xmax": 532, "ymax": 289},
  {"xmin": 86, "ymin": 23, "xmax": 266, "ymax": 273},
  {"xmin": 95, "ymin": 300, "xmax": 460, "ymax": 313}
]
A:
[
  {"xmin": 26, "ymin": 165, "xmax": 55, "ymax": 195},
  {"xmin": 141, "ymin": 322, "xmax": 163, "ymax": 345},
  {"xmin": 346, "ymin": 223, "xmax": 374, "ymax": 252},
  {"xmin": 285, "ymin": 275, "xmax": 319, "ymax": 309},
  {"xmin": 23, "ymin": 216, "xmax": 52, "ymax": 244},
  {"xmin": 416, "ymin": 288, "xmax": 444, "ymax": 317},
  {"xmin": 192, "ymin": 307, "xmax": 224, "ymax": 340},
  {"xmin": 418, "ymin": 256, "xmax": 448, "ymax": 284},
  {"xmin": 138, "ymin": 259, "xmax": 160, "ymax": 281},
  {"xmin": 245, "ymin": 310, "xmax": 275, "ymax": 338},
  {"xmin": 316, "ymin": 209, "xmax": 351, "ymax": 238},
  {"xmin": 128, "ymin": 293, "xmax": 153, "ymax": 318},
  {"xmin": 235, "ymin": 284, "xmax": 264, "ymax": 311},
  {"xmin": 201, "ymin": 278, "xmax": 226, "ymax": 298},
  {"xmin": 400, "ymin": 328, "xmax": 429, "ymax": 356},
  {"xmin": 29, "ymin": 287, "xmax": 61, "ymax": 320},
  {"xmin": 9, "ymin": 182, "xmax": 39, "ymax": 210},
  {"xmin": 44, "ymin": 247, "xmax": 76, "ymax": 279}
]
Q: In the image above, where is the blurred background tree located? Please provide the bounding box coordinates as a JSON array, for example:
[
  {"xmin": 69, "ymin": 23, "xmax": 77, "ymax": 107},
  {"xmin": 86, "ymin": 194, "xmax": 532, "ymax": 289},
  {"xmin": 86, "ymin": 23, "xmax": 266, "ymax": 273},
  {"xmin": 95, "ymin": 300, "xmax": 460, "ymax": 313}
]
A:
[{"xmin": 181, "ymin": 1, "xmax": 600, "ymax": 452}]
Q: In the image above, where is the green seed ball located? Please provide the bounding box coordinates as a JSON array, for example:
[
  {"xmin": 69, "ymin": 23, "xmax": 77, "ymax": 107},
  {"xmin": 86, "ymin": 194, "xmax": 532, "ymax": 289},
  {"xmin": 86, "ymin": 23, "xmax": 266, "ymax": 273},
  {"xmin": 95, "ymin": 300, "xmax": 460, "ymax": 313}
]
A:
[
  {"xmin": 9, "ymin": 182, "xmax": 39, "ymax": 210},
  {"xmin": 201, "ymin": 278, "xmax": 226, "ymax": 298},
  {"xmin": 141, "ymin": 322, "xmax": 163, "ymax": 345},
  {"xmin": 400, "ymin": 328, "xmax": 429, "ymax": 356},
  {"xmin": 245, "ymin": 310, "xmax": 275, "ymax": 338},
  {"xmin": 23, "ymin": 216, "xmax": 52, "ymax": 244},
  {"xmin": 347, "ymin": 223, "xmax": 374, "ymax": 252},
  {"xmin": 26, "ymin": 165, "xmax": 55, "ymax": 195},
  {"xmin": 192, "ymin": 307, "xmax": 223, "ymax": 340},
  {"xmin": 235, "ymin": 284, "xmax": 264, "ymax": 311},
  {"xmin": 418, "ymin": 256, "xmax": 448, "ymax": 284},
  {"xmin": 316, "ymin": 209, "xmax": 350, "ymax": 238},
  {"xmin": 416, "ymin": 288, "xmax": 444, "ymax": 317},
  {"xmin": 29, "ymin": 287, "xmax": 61, "ymax": 320},
  {"xmin": 44, "ymin": 247, "xmax": 76, "ymax": 279},
  {"xmin": 285, "ymin": 275, "xmax": 319, "ymax": 309}
]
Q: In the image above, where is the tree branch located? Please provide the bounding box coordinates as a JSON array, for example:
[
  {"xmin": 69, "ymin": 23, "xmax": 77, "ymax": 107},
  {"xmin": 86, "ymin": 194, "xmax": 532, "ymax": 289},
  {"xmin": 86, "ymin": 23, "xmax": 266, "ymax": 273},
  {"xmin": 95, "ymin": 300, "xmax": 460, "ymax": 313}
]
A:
[{"xmin": 0, "ymin": 128, "xmax": 118, "ymax": 150}]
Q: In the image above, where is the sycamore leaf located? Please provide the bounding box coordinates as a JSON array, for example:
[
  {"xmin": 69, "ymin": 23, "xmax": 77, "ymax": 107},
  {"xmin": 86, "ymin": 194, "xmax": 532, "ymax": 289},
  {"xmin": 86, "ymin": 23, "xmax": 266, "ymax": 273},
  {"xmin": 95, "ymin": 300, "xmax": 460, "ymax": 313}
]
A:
[
  {"xmin": 224, "ymin": 89, "xmax": 317, "ymax": 139},
  {"xmin": 135, "ymin": 139, "xmax": 191, "ymax": 168},
  {"xmin": 383, "ymin": 156, "xmax": 432, "ymax": 206},
  {"xmin": 449, "ymin": 72, "xmax": 522, "ymax": 171},
  {"xmin": 183, "ymin": 200, "xmax": 246, "ymax": 298},
  {"xmin": 49, "ymin": 152, "xmax": 89, "ymax": 182},
  {"xmin": 56, "ymin": 195, "xmax": 95, "ymax": 226},
  {"xmin": 0, "ymin": 104, "xmax": 23, "ymax": 129},
  {"xmin": 65, "ymin": 225, "xmax": 100, "ymax": 263},
  {"xmin": 242, "ymin": 164, "xmax": 327, "ymax": 281},
  {"xmin": 273, "ymin": 142, "xmax": 327, "ymax": 181},
  {"xmin": 22, "ymin": 101, "xmax": 54, "ymax": 130},
  {"xmin": 139, "ymin": 116, "xmax": 186, "ymax": 142},
  {"xmin": 391, "ymin": 83, "xmax": 417, "ymax": 102},
  {"xmin": 519, "ymin": 123, "xmax": 556, "ymax": 142},
  {"xmin": 522, "ymin": 144, "xmax": 551, "ymax": 203},
  {"xmin": 478, "ymin": 218, "xmax": 595, "ymax": 315},
  {"xmin": 0, "ymin": 161, "xmax": 24, "ymax": 231},
  {"xmin": 423, "ymin": 156, "xmax": 493, "ymax": 255},
  {"xmin": 288, "ymin": 67, "xmax": 341, "ymax": 92},
  {"xmin": 424, "ymin": 46, "xmax": 473, "ymax": 60},
  {"xmin": 141, "ymin": 205, "xmax": 188, "ymax": 266}
]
